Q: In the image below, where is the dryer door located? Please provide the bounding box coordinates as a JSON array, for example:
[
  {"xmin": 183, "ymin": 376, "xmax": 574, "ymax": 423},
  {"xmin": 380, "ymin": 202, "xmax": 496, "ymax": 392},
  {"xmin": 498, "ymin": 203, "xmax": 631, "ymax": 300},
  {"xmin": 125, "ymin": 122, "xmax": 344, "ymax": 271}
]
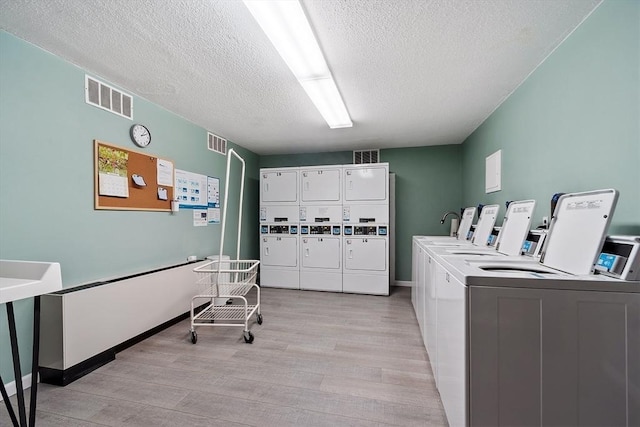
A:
[
  {"xmin": 344, "ymin": 238, "xmax": 387, "ymax": 271},
  {"xmin": 302, "ymin": 237, "xmax": 341, "ymax": 269},
  {"xmin": 344, "ymin": 165, "xmax": 387, "ymax": 202},
  {"xmin": 261, "ymin": 170, "xmax": 298, "ymax": 203},
  {"xmin": 301, "ymin": 168, "xmax": 341, "ymax": 203},
  {"xmin": 261, "ymin": 236, "xmax": 298, "ymax": 267}
]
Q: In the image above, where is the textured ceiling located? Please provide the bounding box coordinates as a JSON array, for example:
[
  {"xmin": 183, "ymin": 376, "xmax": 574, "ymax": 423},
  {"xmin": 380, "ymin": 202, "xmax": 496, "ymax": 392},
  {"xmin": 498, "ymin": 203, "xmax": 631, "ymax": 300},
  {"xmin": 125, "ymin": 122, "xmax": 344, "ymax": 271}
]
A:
[{"xmin": 0, "ymin": 0, "xmax": 601, "ymax": 155}]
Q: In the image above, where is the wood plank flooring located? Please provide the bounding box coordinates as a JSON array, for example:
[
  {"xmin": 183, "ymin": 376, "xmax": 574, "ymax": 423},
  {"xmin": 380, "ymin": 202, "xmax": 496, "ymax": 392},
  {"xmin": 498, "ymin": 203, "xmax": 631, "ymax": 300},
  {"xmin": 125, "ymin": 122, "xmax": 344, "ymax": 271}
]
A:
[{"xmin": 1, "ymin": 287, "xmax": 447, "ymax": 426}]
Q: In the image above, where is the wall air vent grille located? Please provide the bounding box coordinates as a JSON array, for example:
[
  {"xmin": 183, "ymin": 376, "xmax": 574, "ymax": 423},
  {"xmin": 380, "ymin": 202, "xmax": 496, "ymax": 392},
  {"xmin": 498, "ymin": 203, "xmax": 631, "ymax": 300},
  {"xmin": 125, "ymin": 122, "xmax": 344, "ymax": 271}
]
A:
[
  {"xmin": 85, "ymin": 75, "xmax": 133, "ymax": 119},
  {"xmin": 208, "ymin": 132, "xmax": 227, "ymax": 155},
  {"xmin": 353, "ymin": 149, "xmax": 380, "ymax": 164}
]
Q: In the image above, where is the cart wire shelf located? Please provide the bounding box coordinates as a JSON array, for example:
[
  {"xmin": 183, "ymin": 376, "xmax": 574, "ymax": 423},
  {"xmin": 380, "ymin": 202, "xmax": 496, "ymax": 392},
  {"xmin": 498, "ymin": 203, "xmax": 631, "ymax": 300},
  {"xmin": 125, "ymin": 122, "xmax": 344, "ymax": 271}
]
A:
[{"xmin": 190, "ymin": 259, "xmax": 261, "ymax": 344}]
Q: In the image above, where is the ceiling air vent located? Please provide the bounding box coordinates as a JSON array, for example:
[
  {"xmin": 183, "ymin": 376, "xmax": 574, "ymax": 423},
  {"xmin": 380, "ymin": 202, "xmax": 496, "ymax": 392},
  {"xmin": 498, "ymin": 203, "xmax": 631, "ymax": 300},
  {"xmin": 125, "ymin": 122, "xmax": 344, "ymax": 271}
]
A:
[
  {"xmin": 353, "ymin": 149, "xmax": 379, "ymax": 164},
  {"xmin": 208, "ymin": 132, "xmax": 227, "ymax": 155},
  {"xmin": 85, "ymin": 75, "xmax": 133, "ymax": 119}
]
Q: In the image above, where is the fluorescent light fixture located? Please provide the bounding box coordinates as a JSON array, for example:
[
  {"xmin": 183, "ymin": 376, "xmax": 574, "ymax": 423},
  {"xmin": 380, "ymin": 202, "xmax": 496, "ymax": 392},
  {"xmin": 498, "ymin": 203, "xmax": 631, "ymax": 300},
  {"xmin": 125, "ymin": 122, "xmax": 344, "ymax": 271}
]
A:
[{"xmin": 244, "ymin": 0, "xmax": 353, "ymax": 129}]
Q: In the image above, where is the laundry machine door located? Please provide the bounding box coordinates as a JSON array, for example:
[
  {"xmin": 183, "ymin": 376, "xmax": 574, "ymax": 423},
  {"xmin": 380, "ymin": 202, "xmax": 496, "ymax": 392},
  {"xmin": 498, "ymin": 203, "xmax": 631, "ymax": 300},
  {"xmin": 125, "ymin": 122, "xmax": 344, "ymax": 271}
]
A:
[
  {"xmin": 301, "ymin": 168, "xmax": 341, "ymax": 203},
  {"xmin": 261, "ymin": 170, "xmax": 298, "ymax": 203},
  {"xmin": 261, "ymin": 236, "xmax": 298, "ymax": 267},
  {"xmin": 344, "ymin": 238, "xmax": 387, "ymax": 271},
  {"xmin": 344, "ymin": 165, "xmax": 387, "ymax": 202},
  {"xmin": 302, "ymin": 237, "xmax": 341, "ymax": 269}
]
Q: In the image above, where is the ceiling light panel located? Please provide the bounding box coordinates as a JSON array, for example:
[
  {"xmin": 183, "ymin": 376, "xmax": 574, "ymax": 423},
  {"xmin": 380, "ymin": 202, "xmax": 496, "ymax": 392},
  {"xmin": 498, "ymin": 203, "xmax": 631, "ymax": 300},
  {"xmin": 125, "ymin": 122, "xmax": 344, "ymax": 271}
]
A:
[{"xmin": 244, "ymin": 0, "xmax": 352, "ymax": 129}]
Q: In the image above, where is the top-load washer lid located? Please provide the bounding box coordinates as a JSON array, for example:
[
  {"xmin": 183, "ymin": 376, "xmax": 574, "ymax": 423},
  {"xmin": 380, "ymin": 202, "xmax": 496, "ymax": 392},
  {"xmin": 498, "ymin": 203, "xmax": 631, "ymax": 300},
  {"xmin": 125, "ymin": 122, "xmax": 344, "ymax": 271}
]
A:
[
  {"xmin": 540, "ymin": 189, "xmax": 619, "ymax": 275},
  {"xmin": 457, "ymin": 207, "xmax": 477, "ymax": 240},
  {"xmin": 471, "ymin": 204, "xmax": 500, "ymax": 246},
  {"xmin": 494, "ymin": 200, "xmax": 537, "ymax": 256}
]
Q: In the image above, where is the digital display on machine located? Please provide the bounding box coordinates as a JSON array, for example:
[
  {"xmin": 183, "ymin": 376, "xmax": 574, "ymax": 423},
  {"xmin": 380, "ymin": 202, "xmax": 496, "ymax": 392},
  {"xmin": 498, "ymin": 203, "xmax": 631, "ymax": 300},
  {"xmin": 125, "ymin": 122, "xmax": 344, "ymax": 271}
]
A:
[
  {"xmin": 487, "ymin": 229, "xmax": 500, "ymax": 246},
  {"xmin": 595, "ymin": 253, "xmax": 625, "ymax": 275},
  {"xmin": 269, "ymin": 225, "xmax": 289, "ymax": 234},
  {"xmin": 378, "ymin": 226, "xmax": 387, "ymax": 236},
  {"xmin": 467, "ymin": 225, "xmax": 475, "ymax": 240},
  {"xmin": 310, "ymin": 225, "xmax": 332, "ymax": 235},
  {"xmin": 261, "ymin": 226, "xmax": 268, "ymax": 234},
  {"xmin": 522, "ymin": 232, "xmax": 542, "ymax": 256},
  {"xmin": 332, "ymin": 226, "xmax": 341, "ymax": 235},
  {"xmin": 300, "ymin": 226, "xmax": 309, "ymax": 234},
  {"xmin": 354, "ymin": 226, "xmax": 378, "ymax": 236},
  {"xmin": 290, "ymin": 226, "xmax": 298, "ymax": 234},
  {"xmin": 343, "ymin": 226, "xmax": 353, "ymax": 235}
]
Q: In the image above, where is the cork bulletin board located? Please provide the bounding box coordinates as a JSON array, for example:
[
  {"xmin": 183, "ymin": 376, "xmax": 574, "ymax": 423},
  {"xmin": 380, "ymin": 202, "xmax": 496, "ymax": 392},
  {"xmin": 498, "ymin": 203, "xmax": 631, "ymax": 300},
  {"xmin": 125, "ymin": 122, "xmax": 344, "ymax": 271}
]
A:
[{"xmin": 94, "ymin": 140, "xmax": 174, "ymax": 211}]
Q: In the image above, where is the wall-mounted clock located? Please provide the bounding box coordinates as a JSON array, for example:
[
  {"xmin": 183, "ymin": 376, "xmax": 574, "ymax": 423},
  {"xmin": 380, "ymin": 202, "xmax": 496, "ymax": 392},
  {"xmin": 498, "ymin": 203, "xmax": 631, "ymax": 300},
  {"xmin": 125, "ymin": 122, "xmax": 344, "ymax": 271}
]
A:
[{"xmin": 130, "ymin": 124, "xmax": 151, "ymax": 148}]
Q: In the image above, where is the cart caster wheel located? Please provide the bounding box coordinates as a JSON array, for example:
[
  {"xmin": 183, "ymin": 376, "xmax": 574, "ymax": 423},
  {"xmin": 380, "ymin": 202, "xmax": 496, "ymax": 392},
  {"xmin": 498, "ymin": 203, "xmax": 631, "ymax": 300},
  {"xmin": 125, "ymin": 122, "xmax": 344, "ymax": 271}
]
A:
[
  {"xmin": 256, "ymin": 314, "xmax": 263, "ymax": 325},
  {"xmin": 190, "ymin": 330, "xmax": 197, "ymax": 344},
  {"xmin": 243, "ymin": 331, "xmax": 254, "ymax": 344}
]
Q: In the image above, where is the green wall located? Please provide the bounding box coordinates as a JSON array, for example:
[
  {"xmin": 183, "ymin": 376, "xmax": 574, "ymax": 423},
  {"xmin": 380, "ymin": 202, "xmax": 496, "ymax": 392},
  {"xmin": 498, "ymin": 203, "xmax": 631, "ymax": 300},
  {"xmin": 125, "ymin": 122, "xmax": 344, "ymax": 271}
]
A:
[
  {"xmin": 260, "ymin": 146, "xmax": 463, "ymax": 283},
  {"xmin": 462, "ymin": 0, "xmax": 640, "ymax": 234},
  {"xmin": 0, "ymin": 32, "xmax": 259, "ymax": 384},
  {"xmin": 259, "ymin": 151, "xmax": 353, "ymax": 168}
]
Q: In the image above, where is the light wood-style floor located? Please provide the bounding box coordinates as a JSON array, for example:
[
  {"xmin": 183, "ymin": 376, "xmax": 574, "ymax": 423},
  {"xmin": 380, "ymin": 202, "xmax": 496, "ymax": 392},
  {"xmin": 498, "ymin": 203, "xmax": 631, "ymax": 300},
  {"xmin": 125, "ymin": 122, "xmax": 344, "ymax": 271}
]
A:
[{"xmin": 2, "ymin": 287, "xmax": 447, "ymax": 426}]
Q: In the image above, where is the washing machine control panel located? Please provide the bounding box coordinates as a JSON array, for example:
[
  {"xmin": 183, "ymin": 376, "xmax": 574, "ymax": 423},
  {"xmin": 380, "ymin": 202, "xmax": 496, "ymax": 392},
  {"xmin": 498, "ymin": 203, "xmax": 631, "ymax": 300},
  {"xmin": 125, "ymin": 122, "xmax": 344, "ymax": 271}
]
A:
[
  {"xmin": 310, "ymin": 225, "xmax": 332, "ymax": 235},
  {"xmin": 487, "ymin": 227, "xmax": 500, "ymax": 246},
  {"xmin": 269, "ymin": 225, "xmax": 297, "ymax": 234},
  {"xmin": 353, "ymin": 226, "xmax": 379, "ymax": 236}
]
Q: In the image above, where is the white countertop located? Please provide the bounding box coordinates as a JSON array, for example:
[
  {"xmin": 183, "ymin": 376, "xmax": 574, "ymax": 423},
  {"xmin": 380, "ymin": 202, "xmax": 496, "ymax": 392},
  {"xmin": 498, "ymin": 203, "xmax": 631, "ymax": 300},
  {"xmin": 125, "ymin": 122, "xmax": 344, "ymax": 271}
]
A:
[{"xmin": 0, "ymin": 260, "xmax": 63, "ymax": 303}]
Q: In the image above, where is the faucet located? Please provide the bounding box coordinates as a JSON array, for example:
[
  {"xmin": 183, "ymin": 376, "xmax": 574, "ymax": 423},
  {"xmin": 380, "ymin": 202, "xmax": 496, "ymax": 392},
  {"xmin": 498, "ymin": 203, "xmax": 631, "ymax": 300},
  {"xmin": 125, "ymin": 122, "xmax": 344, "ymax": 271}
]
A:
[{"xmin": 440, "ymin": 211, "xmax": 460, "ymax": 237}]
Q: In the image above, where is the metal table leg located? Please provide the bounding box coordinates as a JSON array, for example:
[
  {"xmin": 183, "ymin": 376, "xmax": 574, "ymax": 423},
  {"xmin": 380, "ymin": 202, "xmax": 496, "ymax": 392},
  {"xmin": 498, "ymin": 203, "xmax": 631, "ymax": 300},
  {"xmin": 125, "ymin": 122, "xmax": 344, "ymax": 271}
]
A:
[
  {"xmin": 6, "ymin": 301, "xmax": 27, "ymax": 427},
  {"xmin": 29, "ymin": 296, "xmax": 40, "ymax": 427},
  {"xmin": 3, "ymin": 297, "xmax": 40, "ymax": 427},
  {"xmin": 0, "ymin": 374, "xmax": 19, "ymax": 427}
]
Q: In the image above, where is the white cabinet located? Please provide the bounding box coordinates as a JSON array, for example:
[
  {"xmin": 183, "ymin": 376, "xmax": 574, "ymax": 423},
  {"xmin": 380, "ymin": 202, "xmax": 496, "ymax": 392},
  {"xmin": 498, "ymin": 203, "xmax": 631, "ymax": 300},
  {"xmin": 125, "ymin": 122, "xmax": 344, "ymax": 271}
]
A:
[{"xmin": 435, "ymin": 262, "xmax": 467, "ymax": 427}]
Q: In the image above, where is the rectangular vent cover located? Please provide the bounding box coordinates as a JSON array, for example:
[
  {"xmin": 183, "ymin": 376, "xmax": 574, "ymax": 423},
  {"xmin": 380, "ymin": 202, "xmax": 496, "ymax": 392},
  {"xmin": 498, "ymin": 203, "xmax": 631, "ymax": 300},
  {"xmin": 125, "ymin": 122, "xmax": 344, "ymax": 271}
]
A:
[
  {"xmin": 208, "ymin": 132, "xmax": 227, "ymax": 155},
  {"xmin": 353, "ymin": 149, "xmax": 379, "ymax": 164},
  {"xmin": 85, "ymin": 75, "xmax": 133, "ymax": 119}
]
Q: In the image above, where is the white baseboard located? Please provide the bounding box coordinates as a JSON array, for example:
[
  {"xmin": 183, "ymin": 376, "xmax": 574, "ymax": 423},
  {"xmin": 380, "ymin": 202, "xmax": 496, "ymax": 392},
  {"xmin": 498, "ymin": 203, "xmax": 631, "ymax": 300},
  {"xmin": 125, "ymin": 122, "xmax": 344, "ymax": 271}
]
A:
[
  {"xmin": 394, "ymin": 280, "xmax": 413, "ymax": 288},
  {"xmin": 0, "ymin": 373, "xmax": 33, "ymax": 401}
]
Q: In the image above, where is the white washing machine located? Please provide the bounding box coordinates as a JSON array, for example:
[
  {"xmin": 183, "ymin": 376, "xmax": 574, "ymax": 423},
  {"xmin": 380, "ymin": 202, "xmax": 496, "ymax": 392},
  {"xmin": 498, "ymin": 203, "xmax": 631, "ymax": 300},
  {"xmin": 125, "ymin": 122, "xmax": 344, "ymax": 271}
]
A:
[
  {"xmin": 298, "ymin": 165, "xmax": 343, "ymax": 292},
  {"xmin": 260, "ymin": 167, "xmax": 299, "ymax": 205},
  {"xmin": 300, "ymin": 223, "xmax": 343, "ymax": 292},
  {"xmin": 416, "ymin": 189, "xmax": 638, "ymax": 427},
  {"xmin": 343, "ymin": 224, "xmax": 389, "ymax": 295},
  {"xmin": 259, "ymin": 223, "xmax": 299, "ymax": 289},
  {"xmin": 342, "ymin": 163, "xmax": 390, "ymax": 295},
  {"xmin": 430, "ymin": 200, "xmax": 536, "ymax": 258}
]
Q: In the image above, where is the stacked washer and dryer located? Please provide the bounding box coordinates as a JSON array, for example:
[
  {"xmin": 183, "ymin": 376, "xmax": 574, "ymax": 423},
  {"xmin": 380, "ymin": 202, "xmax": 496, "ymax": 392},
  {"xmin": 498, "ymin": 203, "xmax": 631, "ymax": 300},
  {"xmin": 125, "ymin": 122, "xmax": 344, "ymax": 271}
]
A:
[
  {"xmin": 259, "ymin": 163, "xmax": 393, "ymax": 295},
  {"xmin": 259, "ymin": 167, "xmax": 300, "ymax": 290}
]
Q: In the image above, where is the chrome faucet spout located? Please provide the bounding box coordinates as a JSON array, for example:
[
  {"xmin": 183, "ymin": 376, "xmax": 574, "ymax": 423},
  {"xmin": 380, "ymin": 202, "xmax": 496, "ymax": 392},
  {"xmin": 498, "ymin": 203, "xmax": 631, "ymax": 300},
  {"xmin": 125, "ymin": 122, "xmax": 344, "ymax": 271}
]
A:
[{"xmin": 440, "ymin": 211, "xmax": 460, "ymax": 224}]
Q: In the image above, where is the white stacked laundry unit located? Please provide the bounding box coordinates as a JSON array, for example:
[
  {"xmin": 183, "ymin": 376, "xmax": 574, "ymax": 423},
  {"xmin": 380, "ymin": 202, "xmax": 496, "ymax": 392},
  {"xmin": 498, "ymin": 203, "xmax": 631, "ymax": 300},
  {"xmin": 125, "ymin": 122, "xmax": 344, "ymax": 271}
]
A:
[
  {"xmin": 299, "ymin": 165, "xmax": 343, "ymax": 292},
  {"xmin": 259, "ymin": 167, "xmax": 300, "ymax": 289},
  {"xmin": 342, "ymin": 163, "xmax": 390, "ymax": 295}
]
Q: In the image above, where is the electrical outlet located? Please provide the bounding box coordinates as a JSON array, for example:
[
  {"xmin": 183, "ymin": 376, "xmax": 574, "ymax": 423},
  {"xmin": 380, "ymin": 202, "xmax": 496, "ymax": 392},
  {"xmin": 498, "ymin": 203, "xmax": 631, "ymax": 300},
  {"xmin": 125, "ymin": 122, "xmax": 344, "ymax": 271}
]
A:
[{"xmin": 542, "ymin": 216, "xmax": 549, "ymax": 227}]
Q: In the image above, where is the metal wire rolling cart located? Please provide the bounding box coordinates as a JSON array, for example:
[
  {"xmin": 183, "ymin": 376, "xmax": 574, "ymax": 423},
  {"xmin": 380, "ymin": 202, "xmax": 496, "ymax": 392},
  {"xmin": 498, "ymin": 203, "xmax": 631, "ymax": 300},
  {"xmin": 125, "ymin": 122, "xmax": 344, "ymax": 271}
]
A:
[{"xmin": 190, "ymin": 149, "xmax": 261, "ymax": 344}]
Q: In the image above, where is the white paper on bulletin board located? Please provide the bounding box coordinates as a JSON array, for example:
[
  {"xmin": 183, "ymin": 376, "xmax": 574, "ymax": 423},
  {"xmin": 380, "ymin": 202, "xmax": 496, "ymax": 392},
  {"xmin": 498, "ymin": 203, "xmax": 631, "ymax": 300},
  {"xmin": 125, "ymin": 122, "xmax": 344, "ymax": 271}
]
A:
[
  {"xmin": 175, "ymin": 169, "xmax": 207, "ymax": 209},
  {"xmin": 207, "ymin": 176, "xmax": 221, "ymax": 224},
  {"xmin": 193, "ymin": 209, "xmax": 208, "ymax": 227},
  {"xmin": 208, "ymin": 208, "xmax": 220, "ymax": 224}
]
